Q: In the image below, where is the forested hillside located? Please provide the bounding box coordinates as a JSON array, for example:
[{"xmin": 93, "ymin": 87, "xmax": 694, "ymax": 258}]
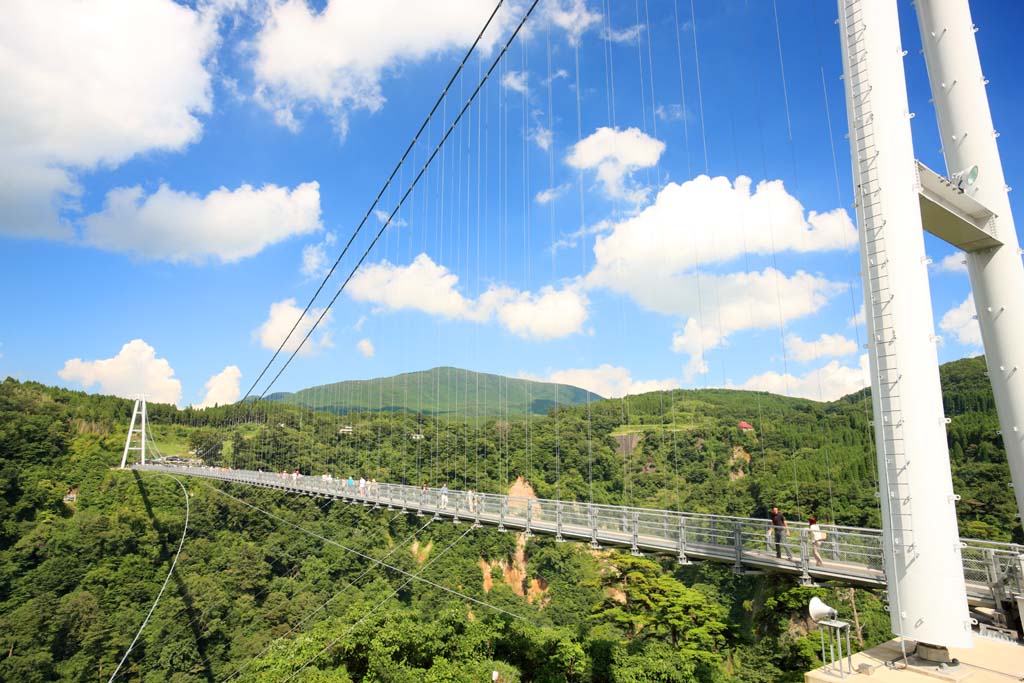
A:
[
  {"xmin": 0, "ymin": 356, "xmax": 1017, "ymax": 681},
  {"xmin": 266, "ymin": 367, "xmax": 604, "ymax": 418},
  {"xmin": 169, "ymin": 356, "xmax": 1018, "ymax": 541}
]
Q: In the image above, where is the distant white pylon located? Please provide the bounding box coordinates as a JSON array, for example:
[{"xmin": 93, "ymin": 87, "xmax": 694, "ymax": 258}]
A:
[{"xmin": 120, "ymin": 395, "xmax": 147, "ymax": 468}]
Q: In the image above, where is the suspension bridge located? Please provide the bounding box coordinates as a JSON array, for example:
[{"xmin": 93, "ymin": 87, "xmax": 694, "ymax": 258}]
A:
[
  {"xmin": 114, "ymin": 0, "xmax": 1024, "ymax": 669},
  {"xmin": 133, "ymin": 461, "xmax": 1024, "ymax": 616}
]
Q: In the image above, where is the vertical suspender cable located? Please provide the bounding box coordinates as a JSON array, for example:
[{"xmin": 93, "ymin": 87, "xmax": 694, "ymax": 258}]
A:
[
  {"xmin": 572, "ymin": 37, "xmax": 595, "ymax": 505},
  {"xmin": 241, "ymin": 0, "xmax": 508, "ymax": 403}
]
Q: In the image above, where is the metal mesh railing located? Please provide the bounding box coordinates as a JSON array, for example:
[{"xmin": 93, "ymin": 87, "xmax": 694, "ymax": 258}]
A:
[{"xmin": 132, "ymin": 463, "xmax": 1022, "ymax": 606}]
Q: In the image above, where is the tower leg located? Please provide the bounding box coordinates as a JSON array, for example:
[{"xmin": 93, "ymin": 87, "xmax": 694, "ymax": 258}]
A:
[
  {"xmin": 915, "ymin": 0, "xmax": 1024, "ymax": 527},
  {"xmin": 837, "ymin": 0, "xmax": 971, "ymax": 649},
  {"xmin": 120, "ymin": 397, "xmax": 147, "ymax": 468},
  {"xmin": 121, "ymin": 400, "xmax": 140, "ymax": 469}
]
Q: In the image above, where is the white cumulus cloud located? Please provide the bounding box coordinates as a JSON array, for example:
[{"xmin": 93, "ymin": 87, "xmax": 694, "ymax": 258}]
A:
[
  {"xmin": 536, "ymin": 183, "xmax": 571, "ymax": 205},
  {"xmin": 501, "ymin": 70, "xmax": 529, "ymax": 94},
  {"xmin": 588, "ymin": 174, "xmax": 856, "ymax": 279},
  {"xmin": 521, "ymin": 364, "xmax": 679, "ymax": 399},
  {"xmin": 544, "ymin": 68, "xmax": 569, "ymax": 85},
  {"xmin": 356, "ymin": 338, "xmax": 375, "ymax": 358},
  {"xmin": 543, "ymin": 0, "xmax": 602, "ymax": 46},
  {"xmin": 302, "ymin": 231, "xmax": 337, "ymax": 279},
  {"xmin": 566, "ymin": 127, "xmax": 665, "ymax": 204},
  {"xmin": 847, "ymin": 304, "xmax": 866, "ymax": 327},
  {"xmin": 349, "ymin": 253, "xmax": 489, "ymax": 320},
  {"xmin": 302, "ymin": 244, "xmax": 329, "ymax": 279},
  {"xmin": 661, "ymin": 270, "xmax": 846, "ymax": 380},
  {"xmin": 601, "ymin": 24, "xmax": 643, "ymax": 44},
  {"xmin": 551, "ymin": 218, "xmax": 614, "ymax": 252},
  {"xmin": 59, "ymin": 339, "xmax": 182, "ymax": 405},
  {"xmin": 251, "ymin": 0, "xmax": 513, "ymax": 137},
  {"xmin": 254, "ymin": 298, "xmax": 334, "ymax": 355},
  {"xmin": 670, "ymin": 318, "xmax": 723, "ymax": 382},
  {"xmin": 194, "ymin": 365, "xmax": 242, "ymax": 409},
  {"xmin": 785, "ymin": 333, "xmax": 858, "ymax": 363},
  {"xmin": 730, "ymin": 354, "xmax": 869, "ymax": 402},
  {"xmin": 935, "ymin": 251, "xmax": 968, "ymax": 274},
  {"xmin": 374, "ymin": 209, "xmax": 407, "ymax": 227},
  {"xmin": 531, "ymin": 126, "xmax": 554, "ymax": 151},
  {"xmin": 939, "ymin": 295, "xmax": 982, "ymax": 347},
  {"xmin": 82, "ymin": 182, "xmax": 322, "ymax": 263},
  {"xmin": 496, "ymin": 286, "xmax": 590, "ymax": 340},
  {"xmin": 0, "ymin": 0, "xmax": 218, "ymax": 239},
  {"xmin": 347, "ymin": 253, "xmax": 588, "ymax": 339},
  {"xmin": 581, "ymin": 173, "xmax": 854, "ymax": 373},
  {"xmin": 655, "ymin": 104, "xmax": 684, "ymax": 121}
]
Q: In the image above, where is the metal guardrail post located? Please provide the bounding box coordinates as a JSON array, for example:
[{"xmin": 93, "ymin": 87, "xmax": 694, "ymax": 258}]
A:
[
  {"xmin": 677, "ymin": 518, "xmax": 690, "ymax": 565},
  {"xmin": 589, "ymin": 505, "xmax": 600, "ymax": 549},
  {"xmin": 555, "ymin": 501, "xmax": 564, "ymax": 541},
  {"xmin": 1014, "ymin": 554, "xmax": 1024, "ymax": 626},
  {"xmin": 630, "ymin": 511, "xmax": 641, "ymax": 556},
  {"xmin": 983, "ymin": 548, "xmax": 1009, "ymax": 627},
  {"xmin": 498, "ymin": 497, "xmax": 507, "ymax": 532},
  {"xmin": 800, "ymin": 529, "xmax": 814, "ymax": 586},
  {"xmin": 525, "ymin": 499, "xmax": 533, "ymax": 537},
  {"xmin": 733, "ymin": 521, "xmax": 744, "ymax": 572}
]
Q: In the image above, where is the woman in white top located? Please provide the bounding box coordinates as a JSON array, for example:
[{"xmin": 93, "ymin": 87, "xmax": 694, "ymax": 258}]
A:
[{"xmin": 808, "ymin": 516, "xmax": 825, "ymax": 566}]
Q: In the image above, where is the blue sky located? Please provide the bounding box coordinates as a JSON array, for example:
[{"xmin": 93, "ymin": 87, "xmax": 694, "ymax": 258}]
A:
[{"xmin": 1, "ymin": 0, "xmax": 1021, "ymax": 407}]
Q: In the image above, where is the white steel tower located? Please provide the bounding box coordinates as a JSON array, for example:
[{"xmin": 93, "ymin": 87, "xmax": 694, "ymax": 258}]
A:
[
  {"xmin": 914, "ymin": 0, "xmax": 1024, "ymax": 536},
  {"xmin": 837, "ymin": 0, "xmax": 972, "ymax": 649},
  {"xmin": 120, "ymin": 396, "xmax": 147, "ymax": 469}
]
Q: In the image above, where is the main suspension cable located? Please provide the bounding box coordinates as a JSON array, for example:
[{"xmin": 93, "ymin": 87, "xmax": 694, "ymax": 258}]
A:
[
  {"xmin": 241, "ymin": 0, "xmax": 508, "ymax": 401},
  {"xmin": 256, "ymin": 0, "xmax": 542, "ymax": 400}
]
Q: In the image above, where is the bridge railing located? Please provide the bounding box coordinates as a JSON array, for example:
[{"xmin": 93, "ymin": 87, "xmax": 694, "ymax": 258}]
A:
[
  {"xmin": 959, "ymin": 538, "xmax": 1024, "ymax": 598},
  {"xmin": 133, "ymin": 464, "xmax": 1023, "ymax": 603}
]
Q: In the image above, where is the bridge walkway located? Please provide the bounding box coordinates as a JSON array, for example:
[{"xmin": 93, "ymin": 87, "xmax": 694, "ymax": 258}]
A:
[{"xmin": 133, "ymin": 464, "xmax": 1024, "ymax": 612}]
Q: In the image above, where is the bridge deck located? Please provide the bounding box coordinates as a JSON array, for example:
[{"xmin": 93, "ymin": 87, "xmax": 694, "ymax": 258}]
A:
[{"xmin": 132, "ymin": 464, "xmax": 1023, "ymax": 610}]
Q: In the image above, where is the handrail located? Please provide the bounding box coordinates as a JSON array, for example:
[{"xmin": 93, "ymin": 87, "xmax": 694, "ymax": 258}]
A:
[{"xmin": 130, "ymin": 463, "xmax": 1023, "ymax": 609}]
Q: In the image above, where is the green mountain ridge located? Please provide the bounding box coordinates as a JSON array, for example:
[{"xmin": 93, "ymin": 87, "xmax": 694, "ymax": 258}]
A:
[{"xmin": 266, "ymin": 366, "xmax": 605, "ymax": 417}]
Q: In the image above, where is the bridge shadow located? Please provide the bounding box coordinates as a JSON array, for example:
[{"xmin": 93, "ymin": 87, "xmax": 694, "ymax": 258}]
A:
[{"xmin": 133, "ymin": 471, "xmax": 215, "ymax": 683}]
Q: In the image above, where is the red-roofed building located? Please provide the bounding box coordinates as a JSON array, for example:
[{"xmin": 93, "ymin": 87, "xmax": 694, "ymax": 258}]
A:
[{"xmin": 738, "ymin": 422, "xmax": 755, "ymax": 431}]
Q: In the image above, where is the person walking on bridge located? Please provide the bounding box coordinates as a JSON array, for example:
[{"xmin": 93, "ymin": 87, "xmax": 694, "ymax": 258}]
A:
[
  {"xmin": 808, "ymin": 516, "xmax": 825, "ymax": 566},
  {"xmin": 770, "ymin": 506, "xmax": 794, "ymax": 560}
]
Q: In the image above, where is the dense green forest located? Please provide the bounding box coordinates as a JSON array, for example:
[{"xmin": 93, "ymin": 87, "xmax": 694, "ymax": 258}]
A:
[
  {"xmin": 0, "ymin": 356, "xmax": 1018, "ymax": 681},
  {"xmin": 267, "ymin": 367, "xmax": 604, "ymax": 418},
  {"xmin": 170, "ymin": 356, "xmax": 1019, "ymax": 541}
]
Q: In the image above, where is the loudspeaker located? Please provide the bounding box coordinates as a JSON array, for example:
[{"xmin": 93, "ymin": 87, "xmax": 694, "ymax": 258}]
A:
[{"xmin": 809, "ymin": 596, "xmax": 838, "ymax": 622}]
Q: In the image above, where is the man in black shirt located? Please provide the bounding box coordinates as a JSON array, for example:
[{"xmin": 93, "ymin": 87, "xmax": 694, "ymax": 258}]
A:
[{"xmin": 770, "ymin": 506, "xmax": 794, "ymax": 559}]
